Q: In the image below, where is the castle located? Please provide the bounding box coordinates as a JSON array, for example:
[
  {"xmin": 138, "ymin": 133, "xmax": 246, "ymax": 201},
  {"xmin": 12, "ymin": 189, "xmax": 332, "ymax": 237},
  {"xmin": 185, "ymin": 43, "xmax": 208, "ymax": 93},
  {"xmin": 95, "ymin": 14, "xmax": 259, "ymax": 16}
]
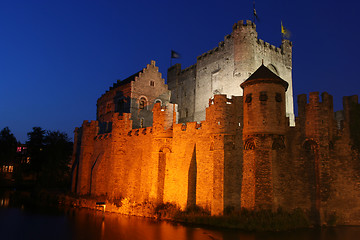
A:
[{"xmin": 71, "ymin": 20, "xmax": 360, "ymax": 225}]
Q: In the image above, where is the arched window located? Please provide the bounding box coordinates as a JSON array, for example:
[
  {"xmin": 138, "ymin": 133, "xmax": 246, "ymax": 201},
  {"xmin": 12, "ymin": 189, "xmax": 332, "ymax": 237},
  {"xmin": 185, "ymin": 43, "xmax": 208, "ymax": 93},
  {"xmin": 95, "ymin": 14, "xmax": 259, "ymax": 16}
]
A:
[
  {"xmin": 272, "ymin": 138, "xmax": 285, "ymax": 150},
  {"xmin": 245, "ymin": 93, "xmax": 252, "ymax": 103},
  {"xmin": 139, "ymin": 97, "xmax": 147, "ymax": 110},
  {"xmin": 244, "ymin": 138, "xmax": 255, "ymax": 150}
]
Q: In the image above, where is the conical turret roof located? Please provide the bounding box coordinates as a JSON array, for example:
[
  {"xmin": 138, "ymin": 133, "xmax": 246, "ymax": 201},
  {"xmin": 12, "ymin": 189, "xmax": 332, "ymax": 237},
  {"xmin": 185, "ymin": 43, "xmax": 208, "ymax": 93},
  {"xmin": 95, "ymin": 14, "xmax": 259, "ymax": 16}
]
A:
[{"xmin": 240, "ymin": 64, "xmax": 288, "ymax": 90}]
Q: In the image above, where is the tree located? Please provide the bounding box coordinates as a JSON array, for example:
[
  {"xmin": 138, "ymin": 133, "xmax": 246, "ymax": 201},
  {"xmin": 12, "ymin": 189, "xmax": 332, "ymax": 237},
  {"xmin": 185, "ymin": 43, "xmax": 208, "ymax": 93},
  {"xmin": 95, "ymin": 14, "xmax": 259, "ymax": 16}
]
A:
[
  {"xmin": 41, "ymin": 130, "xmax": 73, "ymax": 188},
  {"xmin": 26, "ymin": 127, "xmax": 46, "ymax": 175},
  {"xmin": 0, "ymin": 127, "xmax": 17, "ymax": 164},
  {"xmin": 26, "ymin": 127, "xmax": 73, "ymax": 189}
]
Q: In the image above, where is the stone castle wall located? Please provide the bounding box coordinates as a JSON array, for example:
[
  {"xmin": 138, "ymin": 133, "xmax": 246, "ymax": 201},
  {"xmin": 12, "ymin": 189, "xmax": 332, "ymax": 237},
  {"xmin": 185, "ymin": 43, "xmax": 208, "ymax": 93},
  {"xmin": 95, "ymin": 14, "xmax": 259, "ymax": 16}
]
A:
[
  {"xmin": 168, "ymin": 20, "xmax": 294, "ymax": 125},
  {"xmin": 71, "ymin": 19, "xmax": 360, "ymax": 225},
  {"xmin": 72, "ymin": 87, "xmax": 360, "ymax": 224}
]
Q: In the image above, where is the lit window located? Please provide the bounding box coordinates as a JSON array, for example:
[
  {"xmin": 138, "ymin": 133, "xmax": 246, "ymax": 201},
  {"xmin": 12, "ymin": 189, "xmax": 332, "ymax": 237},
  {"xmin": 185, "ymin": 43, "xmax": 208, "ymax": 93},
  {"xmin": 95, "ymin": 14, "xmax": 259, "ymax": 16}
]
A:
[
  {"xmin": 17, "ymin": 147, "xmax": 22, "ymax": 152},
  {"xmin": 8, "ymin": 166, "xmax": 13, "ymax": 173}
]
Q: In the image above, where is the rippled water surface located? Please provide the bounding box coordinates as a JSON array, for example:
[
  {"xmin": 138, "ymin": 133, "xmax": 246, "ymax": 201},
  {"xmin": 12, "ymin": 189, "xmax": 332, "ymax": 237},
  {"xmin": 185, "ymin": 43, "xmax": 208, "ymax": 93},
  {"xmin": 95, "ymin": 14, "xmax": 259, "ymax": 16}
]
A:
[{"xmin": 1, "ymin": 198, "xmax": 360, "ymax": 240}]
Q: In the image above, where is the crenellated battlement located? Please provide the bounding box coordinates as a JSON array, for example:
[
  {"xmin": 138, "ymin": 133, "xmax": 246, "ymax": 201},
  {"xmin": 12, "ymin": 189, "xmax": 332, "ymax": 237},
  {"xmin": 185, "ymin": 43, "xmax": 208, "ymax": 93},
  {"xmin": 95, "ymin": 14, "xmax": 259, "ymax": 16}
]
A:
[
  {"xmin": 94, "ymin": 133, "xmax": 112, "ymax": 141},
  {"xmin": 180, "ymin": 64, "xmax": 196, "ymax": 74},
  {"xmin": 127, "ymin": 127, "xmax": 153, "ymax": 136},
  {"xmin": 209, "ymin": 94, "xmax": 234, "ymax": 106},
  {"xmin": 297, "ymin": 92, "xmax": 334, "ymax": 107},
  {"xmin": 256, "ymin": 39, "xmax": 282, "ymax": 55},
  {"xmin": 232, "ymin": 20, "xmax": 256, "ymax": 30},
  {"xmin": 82, "ymin": 120, "xmax": 98, "ymax": 128},
  {"xmin": 197, "ymin": 42, "xmax": 227, "ymax": 61}
]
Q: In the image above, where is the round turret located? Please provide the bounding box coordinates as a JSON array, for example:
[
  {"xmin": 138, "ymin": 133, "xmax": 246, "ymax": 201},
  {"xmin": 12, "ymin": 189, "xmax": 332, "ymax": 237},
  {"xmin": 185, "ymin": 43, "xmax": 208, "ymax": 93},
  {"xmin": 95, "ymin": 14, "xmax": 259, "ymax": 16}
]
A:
[{"xmin": 240, "ymin": 64, "xmax": 288, "ymax": 135}]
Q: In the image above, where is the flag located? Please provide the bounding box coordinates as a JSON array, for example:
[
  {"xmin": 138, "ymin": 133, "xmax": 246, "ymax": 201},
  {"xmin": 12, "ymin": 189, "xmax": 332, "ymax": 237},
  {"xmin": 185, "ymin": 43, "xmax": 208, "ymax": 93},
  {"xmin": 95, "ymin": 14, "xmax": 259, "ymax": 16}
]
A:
[
  {"xmin": 253, "ymin": 1, "xmax": 259, "ymax": 23},
  {"xmin": 281, "ymin": 21, "xmax": 291, "ymax": 39},
  {"xmin": 171, "ymin": 50, "xmax": 181, "ymax": 59}
]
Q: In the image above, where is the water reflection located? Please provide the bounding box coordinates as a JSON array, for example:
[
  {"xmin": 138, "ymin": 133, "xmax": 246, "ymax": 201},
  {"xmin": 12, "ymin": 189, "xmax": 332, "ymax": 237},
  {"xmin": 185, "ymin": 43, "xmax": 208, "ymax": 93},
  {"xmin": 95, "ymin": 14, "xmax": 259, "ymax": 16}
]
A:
[{"xmin": 1, "ymin": 202, "xmax": 360, "ymax": 240}]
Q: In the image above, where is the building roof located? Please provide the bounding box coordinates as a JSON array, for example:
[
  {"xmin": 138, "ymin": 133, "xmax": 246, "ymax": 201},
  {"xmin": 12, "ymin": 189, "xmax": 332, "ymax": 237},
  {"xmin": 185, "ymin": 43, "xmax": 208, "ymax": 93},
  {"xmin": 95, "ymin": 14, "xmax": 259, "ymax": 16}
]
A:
[
  {"xmin": 110, "ymin": 70, "xmax": 141, "ymax": 90},
  {"xmin": 240, "ymin": 64, "xmax": 288, "ymax": 90}
]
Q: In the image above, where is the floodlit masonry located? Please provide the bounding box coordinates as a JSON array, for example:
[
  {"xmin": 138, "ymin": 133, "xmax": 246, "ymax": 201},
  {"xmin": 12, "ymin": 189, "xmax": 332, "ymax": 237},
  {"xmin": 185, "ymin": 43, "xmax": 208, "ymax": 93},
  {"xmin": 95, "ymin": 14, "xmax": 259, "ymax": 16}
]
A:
[
  {"xmin": 167, "ymin": 20, "xmax": 294, "ymax": 126},
  {"xmin": 71, "ymin": 20, "xmax": 360, "ymax": 225}
]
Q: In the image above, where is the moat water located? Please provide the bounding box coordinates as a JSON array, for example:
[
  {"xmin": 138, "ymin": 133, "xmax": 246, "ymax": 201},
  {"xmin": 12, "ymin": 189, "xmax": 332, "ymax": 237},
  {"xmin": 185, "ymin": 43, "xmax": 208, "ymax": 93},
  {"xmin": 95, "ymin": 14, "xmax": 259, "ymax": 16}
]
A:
[{"xmin": 1, "ymin": 195, "xmax": 360, "ymax": 240}]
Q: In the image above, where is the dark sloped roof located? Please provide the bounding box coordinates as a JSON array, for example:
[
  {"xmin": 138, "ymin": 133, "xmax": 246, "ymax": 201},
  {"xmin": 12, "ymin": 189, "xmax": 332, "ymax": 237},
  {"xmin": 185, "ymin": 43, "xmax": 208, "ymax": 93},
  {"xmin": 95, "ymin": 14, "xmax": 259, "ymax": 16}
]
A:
[
  {"xmin": 240, "ymin": 64, "xmax": 288, "ymax": 90},
  {"xmin": 110, "ymin": 70, "xmax": 141, "ymax": 90}
]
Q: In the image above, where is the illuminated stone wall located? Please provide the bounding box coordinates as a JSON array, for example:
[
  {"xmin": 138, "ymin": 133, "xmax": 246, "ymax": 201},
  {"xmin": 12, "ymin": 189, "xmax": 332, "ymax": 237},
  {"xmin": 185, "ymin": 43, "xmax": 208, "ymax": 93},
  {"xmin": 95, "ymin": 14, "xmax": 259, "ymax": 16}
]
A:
[
  {"xmin": 96, "ymin": 60, "xmax": 170, "ymax": 129},
  {"xmin": 167, "ymin": 20, "xmax": 294, "ymax": 126},
  {"xmin": 71, "ymin": 63, "xmax": 360, "ymax": 225}
]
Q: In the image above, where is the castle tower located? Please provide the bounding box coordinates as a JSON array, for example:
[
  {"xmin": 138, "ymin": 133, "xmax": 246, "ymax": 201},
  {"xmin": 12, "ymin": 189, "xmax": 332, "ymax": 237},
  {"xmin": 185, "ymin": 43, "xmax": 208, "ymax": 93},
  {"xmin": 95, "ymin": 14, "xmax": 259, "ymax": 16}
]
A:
[
  {"xmin": 73, "ymin": 120, "xmax": 99, "ymax": 195},
  {"xmin": 240, "ymin": 64, "xmax": 288, "ymax": 209},
  {"xmin": 297, "ymin": 92, "xmax": 336, "ymax": 224},
  {"xmin": 205, "ymin": 95, "xmax": 243, "ymax": 214},
  {"xmin": 167, "ymin": 20, "xmax": 294, "ymax": 126}
]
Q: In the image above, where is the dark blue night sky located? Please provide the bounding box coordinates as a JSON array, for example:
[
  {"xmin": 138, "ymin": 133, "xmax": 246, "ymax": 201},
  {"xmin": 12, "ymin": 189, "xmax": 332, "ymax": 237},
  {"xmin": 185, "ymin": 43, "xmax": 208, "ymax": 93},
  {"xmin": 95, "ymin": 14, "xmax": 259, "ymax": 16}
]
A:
[{"xmin": 1, "ymin": 0, "xmax": 359, "ymax": 143}]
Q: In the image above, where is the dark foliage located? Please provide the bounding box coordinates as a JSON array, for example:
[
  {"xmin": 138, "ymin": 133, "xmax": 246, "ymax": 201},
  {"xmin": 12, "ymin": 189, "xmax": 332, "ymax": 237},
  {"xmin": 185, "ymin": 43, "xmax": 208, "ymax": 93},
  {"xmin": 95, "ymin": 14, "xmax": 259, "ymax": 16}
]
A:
[
  {"xmin": 26, "ymin": 127, "xmax": 46, "ymax": 174},
  {"xmin": 27, "ymin": 127, "xmax": 73, "ymax": 190},
  {"xmin": 0, "ymin": 127, "xmax": 17, "ymax": 164}
]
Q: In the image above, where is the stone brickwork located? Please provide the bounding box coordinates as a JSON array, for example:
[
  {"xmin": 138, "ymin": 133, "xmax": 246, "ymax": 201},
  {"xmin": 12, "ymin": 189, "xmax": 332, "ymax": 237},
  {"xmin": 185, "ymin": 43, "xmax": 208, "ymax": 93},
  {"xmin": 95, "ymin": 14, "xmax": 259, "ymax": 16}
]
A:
[
  {"xmin": 97, "ymin": 60, "xmax": 170, "ymax": 129},
  {"xmin": 168, "ymin": 20, "xmax": 294, "ymax": 126},
  {"xmin": 72, "ymin": 61, "xmax": 360, "ymax": 225}
]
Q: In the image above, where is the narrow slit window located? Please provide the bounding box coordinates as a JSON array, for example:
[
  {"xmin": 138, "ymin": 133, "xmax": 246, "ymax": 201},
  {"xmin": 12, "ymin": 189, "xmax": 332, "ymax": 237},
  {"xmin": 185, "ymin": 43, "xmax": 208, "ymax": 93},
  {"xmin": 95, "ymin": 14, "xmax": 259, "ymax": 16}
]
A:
[{"xmin": 245, "ymin": 93, "xmax": 252, "ymax": 103}]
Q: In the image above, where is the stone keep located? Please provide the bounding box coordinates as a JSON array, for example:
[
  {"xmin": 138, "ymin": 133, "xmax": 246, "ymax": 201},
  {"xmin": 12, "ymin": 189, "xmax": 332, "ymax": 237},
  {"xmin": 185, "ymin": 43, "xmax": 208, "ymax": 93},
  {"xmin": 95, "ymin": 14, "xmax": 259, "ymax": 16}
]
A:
[{"xmin": 167, "ymin": 20, "xmax": 294, "ymax": 126}]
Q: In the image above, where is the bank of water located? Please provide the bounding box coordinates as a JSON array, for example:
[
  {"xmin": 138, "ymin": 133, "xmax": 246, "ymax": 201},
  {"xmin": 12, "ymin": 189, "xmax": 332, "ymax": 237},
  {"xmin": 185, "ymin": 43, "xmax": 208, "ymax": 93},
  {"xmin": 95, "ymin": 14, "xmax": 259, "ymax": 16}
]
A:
[
  {"xmin": 2, "ymin": 207, "xmax": 360, "ymax": 240},
  {"xmin": 1, "ymin": 195, "xmax": 360, "ymax": 240}
]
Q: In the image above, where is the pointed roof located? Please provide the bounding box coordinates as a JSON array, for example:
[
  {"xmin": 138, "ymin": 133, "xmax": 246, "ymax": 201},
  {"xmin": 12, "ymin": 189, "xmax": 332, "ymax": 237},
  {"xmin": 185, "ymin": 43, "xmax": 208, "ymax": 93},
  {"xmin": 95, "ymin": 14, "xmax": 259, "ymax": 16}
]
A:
[{"xmin": 240, "ymin": 64, "xmax": 288, "ymax": 90}]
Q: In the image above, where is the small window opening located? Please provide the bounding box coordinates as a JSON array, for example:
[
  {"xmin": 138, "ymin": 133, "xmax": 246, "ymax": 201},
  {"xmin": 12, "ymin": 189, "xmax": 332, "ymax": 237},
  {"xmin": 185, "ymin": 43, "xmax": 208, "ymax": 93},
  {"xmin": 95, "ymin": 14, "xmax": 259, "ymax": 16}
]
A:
[
  {"xmin": 275, "ymin": 93, "xmax": 282, "ymax": 102},
  {"xmin": 150, "ymin": 81, "xmax": 155, "ymax": 86},
  {"xmin": 245, "ymin": 93, "xmax": 252, "ymax": 103},
  {"xmin": 139, "ymin": 98, "xmax": 146, "ymax": 109},
  {"xmin": 259, "ymin": 92, "xmax": 268, "ymax": 101},
  {"xmin": 106, "ymin": 103, "xmax": 112, "ymax": 112}
]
